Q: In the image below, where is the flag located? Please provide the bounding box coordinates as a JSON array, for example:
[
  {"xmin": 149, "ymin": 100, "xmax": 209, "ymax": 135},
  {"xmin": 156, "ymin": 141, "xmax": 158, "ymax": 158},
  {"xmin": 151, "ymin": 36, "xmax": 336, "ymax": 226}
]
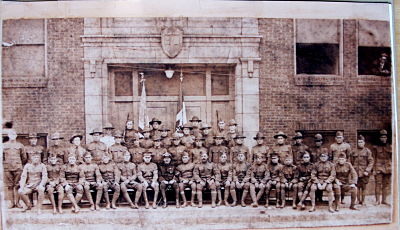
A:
[
  {"xmin": 138, "ymin": 77, "xmax": 149, "ymax": 130},
  {"xmin": 176, "ymin": 73, "xmax": 187, "ymax": 131}
]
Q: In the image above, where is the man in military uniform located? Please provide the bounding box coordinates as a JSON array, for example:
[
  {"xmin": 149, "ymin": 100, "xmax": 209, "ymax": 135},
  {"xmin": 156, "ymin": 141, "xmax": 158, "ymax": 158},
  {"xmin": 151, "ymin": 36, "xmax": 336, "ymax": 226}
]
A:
[
  {"xmin": 248, "ymin": 155, "xmax": 268, "ymax": 208},
  {"xmin": 24, "ymin": 133, "xmax": 46, "ymax": 163},
  {"xmin": 309, "ymin": 150, "xmax": 336, "ymax": 212},
  {"xmin": 215, "ymin": 119, "xmax": 228, "ymax": 140},
  {"xmin": 3, "ymin": 129, "xmax": 26, "ymax": 209},
  {"xmin": 149, "ymin": 137, "xmax": 167, "ymax": 165},
  {"xmin": 296, "ymin": 152, "xmax": 314, "ymax": 210},
  {"xmin": 138, "ymin": 152, "xmax": 159, "ymax": 209},
  {"xmin": 158, "ymin": 152, "xmax": 180, "ymax": 208},
  {"xmin": 149, "ymin": 117, "xmax": 162, "ymax": 139},
  {"xmin": 100, "ymin": 122, "xmax": 115, "ymax": 148},
  {"xmin": 194, "ymin": 152, "xmax": 220, "ymax": 208},
  {"xmin": 47, "ymin": 132, "xmax": 67, "ymax": 165},
  {"xmin": 66, "ymin": 134, "xmax": 86, "ymax": 164},
  {"xmin": 251, "ymin": 132, "xmax": 269, "ymax": 163},
  {"xmin": 176, "ymin": 152, "xmax": 197, "ymax": 207},
  {"xmin": 109, "ymin": 130, "xmax": 129, "ymax": 164},
  {"xmin": 124, "ymin": 119, "xmax": 139, "ymax": 149},
  {"xmin": 168, "ymin": 133, "xmax": 186, "ymax": 165},
  {"xmin": 46, "ymin": 155, "xmax": 65, "ymax": 214},
  {"xmin": 226, "ymin": 119, "xmax": 239, "ymax": 147},
  {"xmin": 310, "ymin": 133, "xmax": 324, "ymax": 163},
  {"xmin": 140, "ymin": 126, "xmax": 154, "ymax": 149},
  {"xmin": 190, "ymin": 137, "xmax": 208, "ymax": 164},
  {"xmin": 372, "ymin": 129, "xmax": 392, "ymax": 205},
  {"xmin": 351, "ymin": 135, "xmax": 374, "ymax": 205},
  {"xmin": 230, "ymin": 134, "xmax": 250, "ymax": 164},
  {"xmin": 19, "ymin": 153, "xmax": 47, "ymax": 213},
  {"xmin": 189, "ymin": 116, "xmax": 202, "ymax": 138},
  {"xmin": 210, "ymin": 135, "xmax": 229, "ymax": 164},
  {"xmin": 128, "ymin": 135, "xmax": 145, "ymax": 165},
  {"xmin": 160, "ymin": 125, "xmax": 172, "ymax": 148},
  {"xmin": 79, "ymin": 153, "xmax": 103, "ymax": 211},
  {"xmin": 118, "ymin": 151, "xmax": 142, "ymax": 209},
  {"xmin": 215, "ymin": 153, "xmax": 233, "ymax": 206},
  {"xmin": 292, "ymin": 132, "xmax": 309, "ymax": 165},
  {"xmin": 265, "ymin": 153, "xmax": 283, "ymax": 208},
  {"xmin": 231, "ymin": 152, "xmax": 251, "ymax": 207},
  {"xmin": 271, "ymin": 131, "xmax": 293, "ymax": 164},
  {"xmin": 61, "ymin": 154, "xmax": 83, "ymax": 213},
  {"xmin": 280, "ymin": 157, "xmax": 299, "ymax": 209},
  {"xmin": 333, "ymin": 153, "xmax": 358, "ymax": 211},
  {"xmin": 330, "ymin": 131, "xmax": 352, "ymax": 163},
  {"xmin": 99, "ymin": 154, "xmax": 121, "ymax": 209},
  {"xmin": 200, "ymin": 123, "xmax": 214, "ymax": 148},
  {"xmin": 86, "ymin": 128, "xmax": 107, "ymax": 164},
  {"xmin": 181, "ymin": 123, "xmax": 195, "ymax": 148}
]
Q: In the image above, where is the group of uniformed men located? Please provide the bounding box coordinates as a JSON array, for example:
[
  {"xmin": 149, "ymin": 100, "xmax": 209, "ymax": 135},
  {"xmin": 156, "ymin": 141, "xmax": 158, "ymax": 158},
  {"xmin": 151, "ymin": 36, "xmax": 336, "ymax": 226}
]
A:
[{"xmin": 3, "ymin": 116, "xmax": 392, "ymax": 214}]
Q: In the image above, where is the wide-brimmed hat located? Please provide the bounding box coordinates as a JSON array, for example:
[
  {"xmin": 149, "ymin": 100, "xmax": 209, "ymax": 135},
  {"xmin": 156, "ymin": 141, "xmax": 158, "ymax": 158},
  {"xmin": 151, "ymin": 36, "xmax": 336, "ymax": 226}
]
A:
[
  {"xmin": 51, "ymin": 132, "xmax": 64, "ymax": 140},
  {"xmin": 200, "ymin": 123, "xmax": 212, "ymax": 130},
  {"xmin": 149, "ymin": 117, "xmax": 162, "ymax": 125},
  {"xmin": 182, "ymin": 123, "xmax": 193, "ymax": 130},
  {"xmin": 233, "ymin": 133, "xmax": 246, "ymax": 139},
  {"xmin": 27, "ymin": 132, "xmax": 39, "ymax": 139},
  {"xmin": 253, "ymin": 132, "xmax": 265, "ymax": 140},
  {"xmin": 190, "ymin": 116, "xmax": 202, "ymax": 122},
  {"xmin": 335, "ymin": 131, "xmax": 344, "ymax": 137},
  {"xmin": 142, "ymin": 126, "xmax": 152, "ymax": 133},
  {"xmin": 293, "ymin": 132, "xmax": 303, "ymax": 140},
  {"xmin": 160, "ymin": 125, "xmax": 170, "ymax": 132},
  {"xmin": 162, "ymin": 152, "xmax": 172, "ymax": 158},
  {"xmin": 89, "ymin": 128, "xmax": 103, "ymax": 135},
  {"xmin": 228, "ymin": 119, "xmax": 237, "ymax": 126},
  {"xmin": 194, "ymin": 136, "xmax": 205, "ymax": 141},
  {"xmin": 379, "ymin": 129, "xmax": 388, "ymax": 136},
  {"xmin": 103, "ymin": 122, "xmax": 115, "ymax": 130},
  {"xmin": 273, "ymin": 131, "xmax": 287, "ymax": 139},
  {"xmin": 213, "ymin": 135, "xmax": 225, "ymax": 139},
  {"xmin": 314, "ymin": 133, "xmax": 323, "ymax": 141},
  {"xmin": 358, "ymin": 135, "xmax": 365, "ymax": 141},
  {"xmin": 171, "ymin": 133, "xmax": 181, "ymax": 140},
  {"xmin": 70, "ymin": 134, "xmax": 83, "ymax": 143},
  {"xmin": 114, "ymin": 130, "xmax": 124, "ymax": 138}
]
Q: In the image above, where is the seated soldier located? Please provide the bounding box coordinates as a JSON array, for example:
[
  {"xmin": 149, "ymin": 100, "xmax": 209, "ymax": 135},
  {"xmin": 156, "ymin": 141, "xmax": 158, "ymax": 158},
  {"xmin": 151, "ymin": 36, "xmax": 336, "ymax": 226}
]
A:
[
  {"xmin": 176, "ymin": 152, "xmax": 197, "ymax": 207},
  {"xmin": 333, "ymin": 153, "xmax": 358, "ymax": 211},
  {"xmin": 99, "ymin": 154, "xmax": 121, "ymax": 209},
  {"xmin": 158, "ymin": 152, "xmax": 180, "ymax": 208},
  {"xmin": 249, "ymin": 155, "xmax": 268, "ymax": 208},
  {"xmin": 231, "ymin": 152, "xmax": 251, "ymax": 207},
  {"xmin": 215, "ymin": 153, "xmax": 233, "ymax": 206},
  {"xmin": 138, "ymin": 152, "xmax": 159, "ymax": 209},
  {"xmin": 194, "ymin": 152, "xmax": 220, "ymax": 208},
  {"xmin": 61, "ymin": 154, "xmax": 83, "ymax": 213},
  {"xmin": 118, "ymin": 151, "xmax": 142, "ymax": 209},
  {"xmin": 46, "ymin": 155, "xmax": 65, "ymax": 214},
  {"xmin": 296, "ymin": 152, "xmax": 314, "ymax": 210},
  {"xmin": 309, "ymin": 150, "xmax": 336, "ymax": 213},
  {"xmin": 79, "ymin": 153, "xmax": 103, "ymax": 211},
  {"xmin": 265, "ymin": 153, "xmax": 283, "ymax": 208},
  {"xmin": 280, "ymin": 157, "xmax": 299, "ymax": 209},
  {"xmin": 19, "ymin": 153, "xmax": 47, "ymax": 214}
]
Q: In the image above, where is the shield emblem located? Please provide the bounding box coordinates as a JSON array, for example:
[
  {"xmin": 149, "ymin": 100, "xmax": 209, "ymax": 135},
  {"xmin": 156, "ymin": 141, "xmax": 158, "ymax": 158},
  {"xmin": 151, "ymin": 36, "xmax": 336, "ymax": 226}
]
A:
[{"xmin": 161, "ymin": 27, "xmax": 183, "ymax": 58}]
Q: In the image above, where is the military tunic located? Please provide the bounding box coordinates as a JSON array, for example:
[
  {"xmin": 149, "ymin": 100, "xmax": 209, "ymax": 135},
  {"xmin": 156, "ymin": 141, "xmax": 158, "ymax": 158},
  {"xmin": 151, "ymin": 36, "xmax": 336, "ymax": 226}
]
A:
[
  {"xmin": 330, "ymin": 142, "xmax": 352, "ymax": 163},
  {"xmin": 249, "ymin": 163, "xmax": 268, "ymax": 184},
  {"xmin": 216, "ymin": 163, "xmax": 233, "ymax": 184},
  {"xmin": 280, "ymin": 164, "xmax": 298, "ymax": 184},
  {"xmin": 311, "ymin": 161, "xmax": 336, "ymax": 184},
  {"xmin": 118, "ymin": 162, "xmax": 140, "ymax": 188},
  {"xmin": 140, "ymin": 138, "xmax": 154, "ymax": 149},
  {"xmin": 65, "ymin": 145, "xmax": 86, "ymax": 164},
  {"xmin": 168, "ymin": 145, "xmax": 186, "ymax": 165},
  {"xmin": 372, "ymin": 143, "xmax": 392, "ymax": 175},
  {"xmin": 24, "ymin": 145, "xmax": 46, "ymax": 164},
  {"xmin": 267, "ymin": 163, "xmax": 283, "ymax": 183},
  {"xmin": 86, "ymin": 141, "xmax": 107, "ymax": 164},
  {"xmin": 292, "ymin": 143, "xmax": 309, "ymax": 165},
  {"xmin": 138, "ymin": 162, "xmax": 158, "ymax": 184},
  {"xmin": 232, "ymin": 162, "xmax": 251, "ymax": 183},
  {"xmin": 128, "ymin": 146, "xmax": 145, "ymax": 165},
  {"xmin": 20, "ymin": 163, "xmax": 48, "ymax": 190},
  {"xmin": 109, "ymin": 143, "xmax": 129, "ymax": 164},
  {"xmin": 46, "ymin": 163, "xmax": 63, "ymax": 190},
  {"xmin": 158, "ymin": 163, "xmax": 177, "ymax": 182},
  {"xmin": 230, "ymin": 145, "xmax": 250, "ymax": 164},
  {"xmin": 194, "ymin": 162, "xmax": 219, "ymax": 183},
  {"xmin": 351, "ymin": 147, "xmax": 374, "ymax": 184},
  {"xmin": 176, "ymin": 162, "xmax": 196, "ymax": 183},
  {"xmin": 190, "ymin": 147, "xmax": 208, "ymax": 164},
  {"xmin": 251, "ymin": 145, "xmax": 269, "ymax": 163},
  {"xmin": 3, "ymin": 141, "xmax": 26, "ymax": 187},
  {"xmin": 210, "ymin": 145, "xmax": 229, "ymax": 163},
  {"xmin": 47, "ymin": 145, "xmax": 68, "ymax": 165},
  {"xmin": 148, "ymin": 147, "xmax": 167, "ymax": 165},
  {"xmin": 124, "ymin": 129, "xmax": 139, "ymax": 149},
  {"xmin": 270, "ymin": 144, "xmax": 293, "ymax": 164},
  {"xmin": 79, "ymin": 163, "xmax": 102, "ymax": 184}
]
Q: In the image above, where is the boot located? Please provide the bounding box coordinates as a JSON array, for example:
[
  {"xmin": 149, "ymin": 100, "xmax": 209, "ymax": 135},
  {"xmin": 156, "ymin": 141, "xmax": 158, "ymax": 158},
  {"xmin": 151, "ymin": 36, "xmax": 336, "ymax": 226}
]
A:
[
  {"xmin": 57, "ymin": 190, "xmax": 64, "ymax": 214},
  {"xmin": 143, "ymin": 191, "xmax": 150, "ymax": 209},
  {"xmin": 328, "ymin": 193, "xmax": 335, "ymax": 213},
  {"xmin": 95, "ymin": 190, "xmax": 102, "ymax": 210},
  {"xmin": 175, "ymin": 190, "xmax": 180, "ymax": 208},
  {"xmin": 275, "ymin": 190, "xmax": 280, "ymax": 208},
  {"xmin": 211, "ymin": 191, "xmax": 217, "ymax": 208},
  {"xmin": 334, "ymin": 195, "xmax": 340, "ymax": 212},
  {"xmin": 298, "ymin": 191, "xmax": 308, "ymax": 210},
  {"xmin": 292, "ymin": 189, "xmax": 298, "ymax": 209},
  {"xmin": 48, "ymin": 190, "xmax": 57, "ymax": 214},
  {"xmin": 152, "ymin": 190, "xmax": 159, "ymax": 209},
  {"xmin": 350, "ymin": 190, "xmax": 358, "ymax": 210},
  {"xmin": 190, "ymin": 191, "xmax": 197, "ymax": 207},
  {"xmin": 250, "ymin": 188, "xmax": 257, "ymax": 207},
  {"xmin": 382, "ymin": 190, "xmax": 390, "ymax": 205},
  {"xmin": 133, "ymin": 188, "xmax": 142, "ymax": 209},
  {"xmin": 181, "ymin": 192, "xmax": 187, "ymax": 208},
  {"xmin": 111, "ymin": 192, "xmax": 119, "ymax": 209},
  {"xmin": 20, "ymin": 194, "xmax": 32, "ymax": 212},
  {"xmin": 197, "ymin": 191, "xmax": 203, "ymax": 208},
  {"xmin": 230, "ymin": 189, "xmax": 237, "ymax": 207},
  {"xmin": 217, "ymin": 189, "xmax": 222, "ymax": 206},
  {"xmin": 15, "ymin": 189, "xmax": 22, "ymax": 209},
  {"xmin": 308, "ymin": 191, "xmax": 315, "ymax": 212},
  {"xmin": 241, "ymin": 190, "xmax": 248, "ymax": 207},
  {"xmin": 223, "ymin": 189, "xmax": 230, "ymax": 206},
  {"xmin": 375, "ymin": 187, "xmax": 381, "ymax": 205},
  {"xmin": 67, "ymin": 194, "xmax": 79, "ymax": 213},
  {"xmin": 279, "ymin": 190, "xmax": 285, "ymax": 208},
  {"xmin": 161, "ymin": 188, "xmax": 167, "ymax": 208},
  {"xmin": 85, "ymin": 189, "xmax": 95, "ymax": 211},
  {"xmin": 104, "ymin": 191, "xmax": 111, "ymax": 209},
  {"xmin": 264, "ymin": 191, "xmax": 270, "ymax": 208}
]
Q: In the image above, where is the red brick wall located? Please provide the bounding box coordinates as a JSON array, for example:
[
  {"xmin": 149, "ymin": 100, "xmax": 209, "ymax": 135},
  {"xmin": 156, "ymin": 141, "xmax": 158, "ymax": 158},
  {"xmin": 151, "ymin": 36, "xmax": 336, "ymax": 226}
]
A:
[
  {"xmin": 2, "ymin": 18, "xmax": 85, "ymax": 143},
  {"xmin": 258, "ymin": 18, "xmax": 392, "ymax": 147}
]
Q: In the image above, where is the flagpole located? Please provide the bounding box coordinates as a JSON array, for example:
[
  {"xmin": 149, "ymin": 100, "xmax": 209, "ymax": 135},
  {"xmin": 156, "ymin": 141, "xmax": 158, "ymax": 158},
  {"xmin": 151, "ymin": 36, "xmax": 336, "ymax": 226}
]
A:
[{"xmin": 180, "ymin": 69, "xmax": 184, "ymax": 129}]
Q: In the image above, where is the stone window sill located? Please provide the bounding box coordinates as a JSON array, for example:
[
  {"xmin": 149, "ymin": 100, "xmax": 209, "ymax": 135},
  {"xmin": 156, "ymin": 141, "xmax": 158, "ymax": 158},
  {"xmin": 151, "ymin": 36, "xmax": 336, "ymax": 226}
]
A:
[
  {"xmin": 294, "ymin": 74, "xmax": 344, "ymax": 86},
  {"xmin": 357, "ymin": 75, "xmax": 392, "ymax": 86}
]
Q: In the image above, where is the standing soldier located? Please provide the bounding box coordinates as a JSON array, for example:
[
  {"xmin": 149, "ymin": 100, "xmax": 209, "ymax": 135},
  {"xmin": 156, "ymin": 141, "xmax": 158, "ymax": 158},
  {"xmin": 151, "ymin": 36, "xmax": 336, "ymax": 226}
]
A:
[
  {"xmin": 271, "ymin": 131, "xmax": 293, "ymax": 164},
  {"xmin": 251, "ymin": 132, "xmax": 269, "ymax": 163},
  {"xmin": 210, "ymin": 135, "xmax": 229, "ymax": 164},
  {"xmin": 372, "ymin": 129, "xmax": 392, "ymax": 206},
  {"xmin": 189, "ymin": 116, "xmax": 202, "ymax": 138},
  {"xmin": 47, "ymin": 132, "xmax": 67, "ymax": 164},
  {"xmin": 296, "ymin": 152, "xmax": 314, "ymax": 210},
  {"xmin": 19, "ymin": 153, "xmax": 47, "ymax": 213},
  {"xmin": 140, "ymin": 127, "xmax": 154, "ymax": 149},
  {"xmin": 310, "ymin": 133, "xmax": 324, "ymax": 163},
  {"xmin": 215, "ymin": 153, "xmax": 233, "ymax": 206},
  {"xmin": 149, "ymin": 137, "xmax": 167, "ymax": 165},
  {"xmin": 128, "ymin": 135, "xmax": 145, "ymax": 165},
  {"xmin": 292, "ymin": 132, "xmax": 309, "ymax": 165},
  {"xmin": 215, "ymin": 119, "xmax": 228, "ymax": 140},
  {"xmin": 168, "ymin": 133, "xmax": 186, "ymax": 165},
  {"xmin": 98, "ymin": 154, "xmax": 121, "ymax": 209},
  {"xmin": 160, "ymin": 125, "xmax": 172, "ymax": 148},
  {"xmin": 231, "ymin": 152, "xmax": 251, "ymax": 207},
  {"xmin": 158, "ymin": 153, "xmax": 180, "ymax": 208},
  {"xmin": 86, "ymin": 128, "xmax": 107, "ymax": 164},
  {"xmin": 200, "ymin": 123, "xmax": 214, "ymax": 148},
  {"xmin": 230, "ymin": 134, "xmax": 250, "ymax": 164},
  {"xmin": 3, "ymin": 130, "xmax": 26, "ymax": 209},
  {"xmin": 248, "ymin": 155, "xmax": 268, "ymax": 208},
  {"xmin": 181, "ymin": 124, "xmax": 195, "ymax": 148},
  {"xmin": 79, "ymin": 153, "xmax": 103, "ymax": 211},
  {"xmin": 176, "ymin": 152, "xmax": 197, "ymax": 207},
  {"xmin": 124, "ymin": 119, "xmax": 139, "ymax": 149},
  {"xmin": 265, "ymin": 153, "xmax": 283, "ymax": 208},
  {"xmin": 330, "ymin": 131, "xmax": 352, "ymax": 163},
  {"xmin": 100, "ymin": 122, "xmax": 115, "ymax": 148},
  {"xmin": 138, "ymin": 152, "xmax": 159, "ymax": 209},
  {"xmin": 109, "ymin": 130, "xmax": 129, "ymax": 164},
  {"xmin": 279, "ymin": 157, "xmax": 299, "ymax": 209},
  {"xmin": 46, "ymin": 155, "xmax": 65, "ymax": 214},
  {"xmin": 61, "ymin": 154, "xmax": 83, "ymax": 213},
  {"xmin": 24, "ymin": 133, "xmax": 46, "ymax": 163},
  {"xmin": 66, "ymin": 134, "xmax": 86, "ymax": 164},
  {"xmin": 226, "ymin": 119, "xmax": 239, "ymax": 147},
  {"xmin": 194, "ymin": 152, "xmax": 220, "ymax": 208},
  {"xmin": 333, "ymin": 153, "xmax": 358, "ymax": 211},
  {"xmin": 190, "ymin": 137, "xmax": 208, "ymax": 164},
  {"xmin": 149, "ymin": 117, "xmax": 162, "ymax": 139},
  {"xmin": 118, "ymin": 151, "xmax": 142, "ymax": 209},
  {"xmin": 351, "ymin": 135, "xmax": 374, "ymax": 205},
  {"xmin": 309, "ymin": 150, "xmax": 336, "ymax": 213}
]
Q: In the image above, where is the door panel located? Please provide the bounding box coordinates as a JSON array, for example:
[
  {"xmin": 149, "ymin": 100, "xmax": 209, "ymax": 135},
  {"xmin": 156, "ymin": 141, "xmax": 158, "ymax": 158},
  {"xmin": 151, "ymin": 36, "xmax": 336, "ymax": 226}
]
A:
[
  {"xmin": 146, "ymin": 101, "xmax": 178, "ymax": 130},
  {"xmin": 185, "ymin": 101, "xmax": 207, "ymax": 123},
  {"xmin": 112, "ymin": 102, "xmax": 134, "ymax": 131},
  {"xmin": 212, "ymin": 101, "xmax": 234, "ymax": 129}
]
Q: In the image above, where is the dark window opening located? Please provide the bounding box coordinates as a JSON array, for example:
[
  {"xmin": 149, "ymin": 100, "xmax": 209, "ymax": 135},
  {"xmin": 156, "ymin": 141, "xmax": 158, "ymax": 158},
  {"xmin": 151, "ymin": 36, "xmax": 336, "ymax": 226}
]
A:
[
  {"xmin": 358, "ymin": 47, "xmax": 391, "ymax": 76},
  {"xmin": 296, "ymin": 43, "xmax": 339, "ymax": 75}
]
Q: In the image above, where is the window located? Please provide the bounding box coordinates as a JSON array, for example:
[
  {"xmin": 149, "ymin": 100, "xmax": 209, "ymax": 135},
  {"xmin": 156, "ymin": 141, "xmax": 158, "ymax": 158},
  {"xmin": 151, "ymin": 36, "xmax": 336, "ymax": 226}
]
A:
[
  {"xmin": 211, "ymin": 68, "xmax": 230, "ymax": 96},
  {"xmin": 114, "ymin": 71, "xmax": 133, "ymax": 96}
]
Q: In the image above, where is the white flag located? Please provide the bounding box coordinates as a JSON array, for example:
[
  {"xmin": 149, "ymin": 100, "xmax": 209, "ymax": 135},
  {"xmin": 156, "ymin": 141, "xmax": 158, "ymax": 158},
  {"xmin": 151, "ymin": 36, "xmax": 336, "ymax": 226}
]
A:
[
  {"xmin": 176, "ymin": 101, "xmax": 187, "ymax": 129},
  {"xmin": 138, "ymin": 80, "xmax": 149, "ymax": 130}
]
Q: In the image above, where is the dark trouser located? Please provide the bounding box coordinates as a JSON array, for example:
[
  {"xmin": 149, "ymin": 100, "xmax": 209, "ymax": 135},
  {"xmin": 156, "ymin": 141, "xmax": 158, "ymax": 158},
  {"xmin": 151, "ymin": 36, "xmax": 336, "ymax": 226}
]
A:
[
  {"xmin": 333, "ymin": 183, "xmax": 357, "ymax": 209},
  {"xmin": 375, "ymin": 173, "xmax": 391, "ymax": 204},
  {"xmin": 4, "ymin": 170, "xmax": 22, "ymax": 207}
]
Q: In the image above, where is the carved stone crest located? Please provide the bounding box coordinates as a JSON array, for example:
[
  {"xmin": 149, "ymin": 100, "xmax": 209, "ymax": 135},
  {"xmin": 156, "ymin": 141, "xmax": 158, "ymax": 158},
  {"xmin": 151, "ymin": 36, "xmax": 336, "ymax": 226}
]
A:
[{"xmin": 161, "ymin": 27, "xmax": 183, "ymax": 58}]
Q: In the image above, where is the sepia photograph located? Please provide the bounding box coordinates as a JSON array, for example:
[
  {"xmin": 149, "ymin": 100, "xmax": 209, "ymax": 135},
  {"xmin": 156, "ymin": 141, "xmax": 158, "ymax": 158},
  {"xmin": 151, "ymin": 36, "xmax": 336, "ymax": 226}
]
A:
[{"xmin": 0, "ymin": 0, "xmax": 397, "ymax": 229}]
